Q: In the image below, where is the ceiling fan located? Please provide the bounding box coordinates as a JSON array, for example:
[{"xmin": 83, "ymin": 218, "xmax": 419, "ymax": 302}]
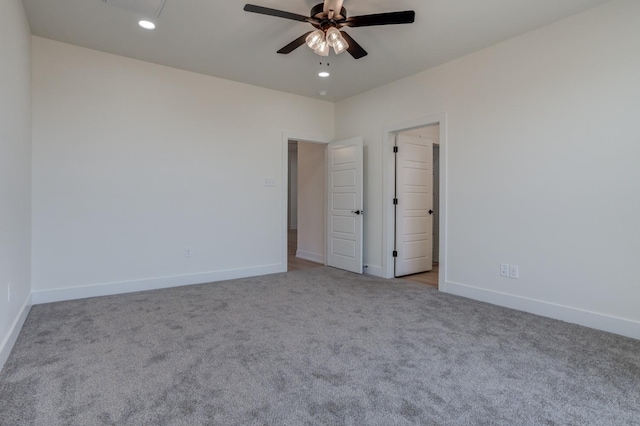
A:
[{"xmin": 243, "ymin": 0, "xmax": 415, "ymax": 59}]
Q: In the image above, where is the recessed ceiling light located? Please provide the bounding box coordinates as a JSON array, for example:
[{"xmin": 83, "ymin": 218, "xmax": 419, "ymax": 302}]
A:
[
  {"xmin": 138, "ymin": 20, "xmax": 156, "ymax": 30},
  {"xmin": 318, "ymin": 90, "xmax": 328, "ymax": 97},
  {"xmin": 318, "ymin": 71, "xmax": 330, "ymax": 78}
]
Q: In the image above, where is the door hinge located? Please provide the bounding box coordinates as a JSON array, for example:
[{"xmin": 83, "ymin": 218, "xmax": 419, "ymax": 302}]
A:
[
  {"xmin": 393, "ymin": 251, "xmax": 398, "ymax": 257},
  {"xmin": 393, "ymin": 198, "xmax": 398, "ymax": 205},
  {"xmin": 393, "ymin": 146, "xmax": 398, "ymax": 153}
]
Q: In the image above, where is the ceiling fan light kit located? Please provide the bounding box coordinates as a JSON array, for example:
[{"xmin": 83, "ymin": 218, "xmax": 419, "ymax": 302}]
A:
[
  {"xmin": 307, "ymin": 27, "xmax": 348, "ymax": 56},
  {"xmin": 243, "ymin": 1, "xmax": 415, "ymax": 60}
]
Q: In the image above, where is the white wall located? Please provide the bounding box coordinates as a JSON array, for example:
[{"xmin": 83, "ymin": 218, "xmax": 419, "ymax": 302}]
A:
[
  {"xmin": 0, "ymin": 0, "xmax": 32, "ymax": 369},
  {"xmin": 297, "ymin": 141, "xmax": 326, "ymax": 263},
  {"xmin": 335, "ymin": 0, "xmax": 640, "ymax": 338},
  {"xmin": 31, "ymin": 37, "xmax": 334, "ymax": 303}
]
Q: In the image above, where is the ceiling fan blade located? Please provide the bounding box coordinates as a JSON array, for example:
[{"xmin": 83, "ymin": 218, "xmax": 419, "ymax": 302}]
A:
[
  {"xmin": 277, "ymin": 32, "xmax": 313, "ymax": 54},
  {"xmin": 340, "ymin": 32, "xmax": 368, "ymax": 59},
  {"xmin": 243, "ymin": 4, "xmax": 310, "ymax": 22},
  {"xmin": 343, "ymin": 10, "xmax": 415, "ymax": 27}
]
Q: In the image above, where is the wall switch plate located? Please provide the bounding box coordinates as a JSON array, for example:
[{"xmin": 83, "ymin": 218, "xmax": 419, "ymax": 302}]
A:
[
  {"xmin": 500, "ymin": 263, "xmax": 509, "ymax": 277},
  {"xmin": 509, "ymin": 265, "xmax": 519, "ymax": 279},
  {"xmin": 185, "ymin": 247, "xmax": 192, "ymax": 258},
  {"xmin": 7, "ymin": 283, "xmax": 11, "ymax": 303},
  {"xmin": 264, "ymin": 178, "xmax": 276, "ymax": 187}
]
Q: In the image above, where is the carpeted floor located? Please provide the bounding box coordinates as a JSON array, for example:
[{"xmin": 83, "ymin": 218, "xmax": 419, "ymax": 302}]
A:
[{"xmin": 1, "ymin": 267, "xmax": 639, "ymax": 425}]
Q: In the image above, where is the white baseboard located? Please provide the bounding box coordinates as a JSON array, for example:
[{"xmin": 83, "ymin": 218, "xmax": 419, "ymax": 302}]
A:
[
  {"xmin": 296, "ymin": 250, "xmax": 324, "ymax": 264},
  {"xmin": 445, "ymin": 281, "xmax": 640, "ymax": 341},
  {"xmin": 32, "ymin": 264, "xmax": 284, "ymax": 305},
  {"xmin": 0, "ymin": 294, "xmax": 32, "ymax": 372},
  {"xmin": 364, "ymin": 265, "xmax": 384, "ymax": 278}
]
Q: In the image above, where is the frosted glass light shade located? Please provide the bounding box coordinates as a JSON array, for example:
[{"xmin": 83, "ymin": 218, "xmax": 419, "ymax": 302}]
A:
[
  {"xmin": 314, "ymin": 40, "xmax": 330, "ymax": 57},
  {"xmin": 333, "ymin": 36, "xmax": 349, "ymax": 55},
  {"xmin": 325, "ymin": 27, "xmax": 341, "ymax": 47},
  {"xmin": 305, "ymin": 30, "xmax": 325, "ymax": 50}
]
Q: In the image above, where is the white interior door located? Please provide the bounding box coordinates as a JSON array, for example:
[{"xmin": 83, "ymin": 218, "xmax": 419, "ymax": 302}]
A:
[
  {"xmin": 326, "ymin": 137, "xmax": 363, "ymax": 274},
  {"xmin": 395, "ymin": 134, "xmax": 433, "ymax": 277}
]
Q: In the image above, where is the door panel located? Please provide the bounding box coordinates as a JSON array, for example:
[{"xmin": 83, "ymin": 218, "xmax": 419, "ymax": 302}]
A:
[
  {"xmin": 395, "ymin": 134, "xmax": 433, "ymax": 277},
  {"xmin": 332, "ymin": 216, "xmax": 356, "ymax": 234},
  {"xmin": 332, "ymin": 193, "xmax": 356, "ymax": 209},
  {"xmin": 327, "ymin": 137, "xmax": 363, "ymax": 274},
  {"xmin": 333, "ymin": 170, "xmax": 357, "ymax": 186}
]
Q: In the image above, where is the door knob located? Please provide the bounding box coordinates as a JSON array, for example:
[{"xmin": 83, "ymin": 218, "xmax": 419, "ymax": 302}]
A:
[
  {"xmin": 429, "ymin": 210, "xmax": 434, "ymax": 215},
  {"xmin": 351, "ymin": 210, "xmax": 362, "ymax": 215}
]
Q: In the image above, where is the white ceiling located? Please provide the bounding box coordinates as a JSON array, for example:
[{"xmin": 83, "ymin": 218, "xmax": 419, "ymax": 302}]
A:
[{"xmin": 23, "ymin": 0, "xmax": 611, "ymax": 102}]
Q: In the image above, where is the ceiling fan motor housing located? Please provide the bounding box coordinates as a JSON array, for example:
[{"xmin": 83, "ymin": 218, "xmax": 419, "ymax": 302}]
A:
[{"xmin": 311, "ymin": 3, "xmax": 347, "ymax": 24}]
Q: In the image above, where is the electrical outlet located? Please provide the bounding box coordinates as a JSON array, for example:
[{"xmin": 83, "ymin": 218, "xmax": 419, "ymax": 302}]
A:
[
  {"xmin": 264, "ymin": 178, "xmax": 276, "ymax": 187},
  {"xmin": 509, "ymin": 265, "xmax": 519, "ymax": 279},
  {"xmin": 500, "ymin": 263, "xmax": 509, "ymax": 277},
  {"xmin": 7, "ymin": 283, "xmax": 11, "ymax": 303},
  {"xmin": 185, "ymin": 247, "xmax": 192, "ymax": 258}
]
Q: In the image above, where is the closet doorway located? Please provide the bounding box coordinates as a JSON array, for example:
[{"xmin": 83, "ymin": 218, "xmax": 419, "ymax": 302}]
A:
[
  {"xmin": 394, "ymin": 126, "xmax": 440, "ymax": 287},
  {"xmin": 382, "ymin": 114, "xmax": 447, "ymax": 291},
  {"xmin": 287, "ymin": 140, "xmax": 326, "ymax": 272}
]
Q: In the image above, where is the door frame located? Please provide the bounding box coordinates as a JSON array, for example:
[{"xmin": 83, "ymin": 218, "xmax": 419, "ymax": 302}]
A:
[
  {"xmin": 281, "ymin": 131, "xmax": 330, "ymax": 272},
  {"xmin": 381, "ymin": 114, "xmax": 448, "ymax": 290}
]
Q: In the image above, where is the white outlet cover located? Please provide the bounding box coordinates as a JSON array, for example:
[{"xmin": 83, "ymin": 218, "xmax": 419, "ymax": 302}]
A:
[
  {"xmin": 509, "ymin": 265, "xmax": 519, "ymax": 279},
  {"xmin": 500, "ymin": 263, "xmax": 509, "ymax": 277}
]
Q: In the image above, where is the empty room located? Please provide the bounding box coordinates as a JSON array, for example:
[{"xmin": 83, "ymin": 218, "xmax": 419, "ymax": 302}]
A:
[{"xmin": 1, "ymin": 0, "xmax": 639, "ymax": 424}]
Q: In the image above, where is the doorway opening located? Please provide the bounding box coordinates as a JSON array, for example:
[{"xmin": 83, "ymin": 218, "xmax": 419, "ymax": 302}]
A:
[
  {"xmin": 394, "ymin": 125, "xmax": 440, "ymax": 288},
  {"xmin": 382, "ymin": 114, "xmax": 447, "ymax": 290},
  {"xmin": 286, "ymin": 139, "xmax": 326, "ymax": 272},
  {"xmin": 282, "ymin": 134, "xmax": 365, "ymax": 274}
]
